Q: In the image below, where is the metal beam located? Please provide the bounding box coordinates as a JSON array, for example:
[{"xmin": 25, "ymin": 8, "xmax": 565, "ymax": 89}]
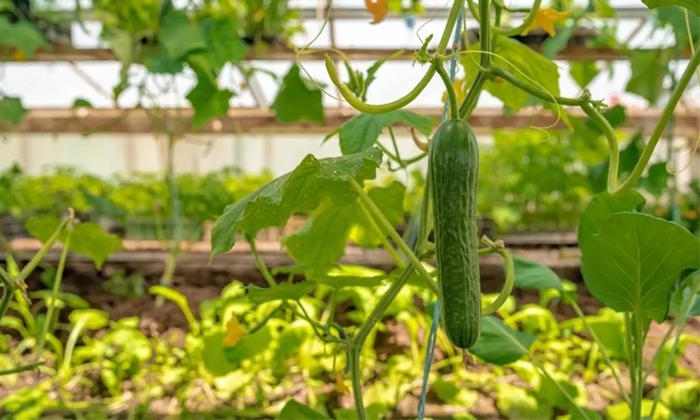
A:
[
  {"xmin": 0, "ymin": 44, "xmax": 692, "ymax": 63},
  {"xmin": 2, "ymin": 107, "xmax": 698, "ymax": 136}
]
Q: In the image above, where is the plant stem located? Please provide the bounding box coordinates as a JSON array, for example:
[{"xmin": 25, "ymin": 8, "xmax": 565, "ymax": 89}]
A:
[
  {"xmin": 481, "ymin": 247, "xmax": 514, "ymax": 315},
  {"xmin": 433, "ymin": 59, "xmax": 460, "ymax": 119},
  {"xmin": 35, "ymin": 227, "xmax": 73, "ymax": 360},
  {"xmin": 581, "ymin": 101, "xmax": 620, "ymax": 191},
  {"xmin": 356, "ymin": 199, "xmax": 405, "ymax": 268},
  {"xmin": 613, "ymin": 43, "xmax": 700, "ymax": 195},
  {"xmin": 649, "ymin": 290, "xmax": 699, "ymax": 418},
  {"xmin": 349, "ymin": 180, "xmax": 438, "ymax": 295},
  {"xmin": 61, "ymin": 317, "xmax": 85, "ymax": 373},
  {"xmin": 349, "ymin": 267, "xmax": 414, "ymax": 419},
  {"xmin": 468, "ymin": 0, "xmax": 543, "ymax": 36},
  {"xmin": 491, "ymin": 67, "xmax": 591, "ymax": 106},
  {"xmin": 248, "ymin": 302, "xmax": 285, "ymax": 335},
  {"xmin": 0, "ymin": 361, "xmax": 43, "ymax": 376},
  {"xmin": 324, "ymin": 0, "xmax": 464, "ymax": 113},
  {"xmin": 247, "ymin": 235, "xmax": 277, "ymax": 287},
  {"xmin": 571, "ymin": 301, "xmax": 631, "ymax": 405},
  {"xmin": 459, "ymin": 0, "xmax": 491, "ymax": 118},
  {"xmin": 17, "ymin": 215, "xmax": 72, "ymax": 283}
]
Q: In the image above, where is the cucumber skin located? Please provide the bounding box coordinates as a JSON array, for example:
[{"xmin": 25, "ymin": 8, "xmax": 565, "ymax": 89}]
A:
[{"xmin": 429, "ymin": 118, "xmax": 481, "ymax": 349}]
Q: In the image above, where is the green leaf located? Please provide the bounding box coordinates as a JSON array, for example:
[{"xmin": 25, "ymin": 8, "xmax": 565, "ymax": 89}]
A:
[
  {"xmin": 581, "ymin": 213, "xmax": 700, "ymax": 322},
  {"xmin": 655, "ymin": 7, "xmax": 700, "ymax": 47},
  {"xmin": 72, "ymin": 98, "xmax": 93, "ymax": 108},
  {"xmin": 565, "ymin": 407, "xmax": 604, "ymax": 420},
  {"xmin": 0, "ymin": 96, "xmax": 27, "ymax": 125},
  {"xmin": 145, "ymin": 46, "xmax": 184, "ymax": 74},
  {"xmin": 513, "ymin": 256, "xmax": 563, "ymax": 291},
  {"xmin": 469, "ymin": 316, "xmax": 536, "ymax": 365},
  {"xmin": 283, "ymin": 181, "xmax": 405, "ymax": 263},
  {"xmin": 68, "ymin": 309, "xmax": 109, "ymax": 330},
  {"xmin": 211, "ymin": 148, "xmax": 383, "ymax": 256},
  {"xmin": 643, "ymin": 0, "xmax": 700, "ymax": 14},
  {"xmin": 149, "ymin": 285, "xmax": 197, "ymax": 328},
  {"xmin": 0, "ymin": 17, "xmax": 48, "ymax": 57},
  {"xmin": 337, "ymin": 111, "xmax": 435, "ymax": 155},
  {"xmin": 433, "ymin": 377, "xmax": 478, "ymax": 406},
  {"xmin": 24, "ymin": 216, "xmax": 123, "ymax": 269},
  {"xmin": 606, "ymin": 400, "xmax": 671, "ymax": 420},
  {"xmin": 200, "ymin": 18, "xmax": 248, "ymax": 69},
  {"xmin": 201, "ymin": 331, "xmax": 237, "ymax": 376},
  {"xmin": 561, "ymin": 308, "xmax": 628, "ymax": 360},
  {"xmin": 333, "ymin": 405, "xmax": 385, "ymax": 420},
  {"xmin": 538, "ymin": 373, "xmax": 579, "ymax": 409},
  {"xmin": 314, "ymin": 265, "xmax": 386, "ymax": 288},
  {"xmin": 186, "ymin": 77, "xmax": 234, "ymax": 129},
  {"xmin": 276, "ymin": 400, "xmax": 328, "ymax": 420},
  {"xmin": 660, "ymin": 379, "xmax": 700, "ymax": 410},
  {"xmin": 496, "ymin": 384, "xmax": 553, "ymax": 419},
  {"xmin": 247, "ymin": 282, "xmax": 317, "ymax": 304},
  {"xmin": 638, "ymin": 162, "xmax": 671, "ymax": 196},
  {"xmin": 578, "ymin": 190, "xmax": 646, "ymax": 248},
  {"xmin": 223, "ymin": 325, "xmax": 272, "ymax": 364},
  {"xmin": 271, "ymin": 64, "xmax": 325, "ymax": 124},
  {"xmin": 462, "ymin": 37, "xmax": 560, "ymax": 110},
  {"xmin": 569, "ymin": 61, "xmax": 600, "ymax": 89},
  {"xmin": 626, "ymin": 49, "xmax": 671, "ymax": 104},
  {"xmin": 542, "ymin": 26, "xmax": 573, "ymax": 59},
  {"xmin": 101, "ymin": 28, "xmax": 133, "ymax": 66},
  {"xmin": 669, "ymin": 271, "xmax": 700, "ymax": 316},
  {"xmin": 158, "ymin": 10, "xmax": 206, "ymax": 60}
]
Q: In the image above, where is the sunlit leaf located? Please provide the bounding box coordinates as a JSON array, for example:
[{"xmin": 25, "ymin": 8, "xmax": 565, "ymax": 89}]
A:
[
  {"xmin": 211, "ymin": 148, "xmax": 382, "ymax": 256},
  {"xmin": 496, "ymin": 383, "xmax": 553, "ymax": 419},
  {"xmin": 606, "ymin": 399, "xmax": 671, "ymax": 420},
  {"xmin": 68, "ymin": 309, "xmax": 109, "ymax": 330},
  {"xmin": 581, "ymin": 213, "xmax": 700, "ymax": 322}
]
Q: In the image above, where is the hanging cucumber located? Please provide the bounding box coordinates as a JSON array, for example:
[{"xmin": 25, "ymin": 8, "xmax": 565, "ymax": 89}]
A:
[{"xmin": 429, "ymin": 117, "xmax": 481, "ymax": 349}]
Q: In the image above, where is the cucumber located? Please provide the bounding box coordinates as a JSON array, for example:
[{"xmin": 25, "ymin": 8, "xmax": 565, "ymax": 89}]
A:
[{"xmin": 429, "ymin": 118, "xmax": 481, "ymax": 349}]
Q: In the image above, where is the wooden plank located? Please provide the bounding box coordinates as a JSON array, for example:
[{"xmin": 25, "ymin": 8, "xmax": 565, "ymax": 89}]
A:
[
  {"xmin": 2, "ymin": 107, "xmax": 699, "ymax": 136},
  {"xmin": 0, "ymin": 44, "xmax": 692, "ymax": 63}
]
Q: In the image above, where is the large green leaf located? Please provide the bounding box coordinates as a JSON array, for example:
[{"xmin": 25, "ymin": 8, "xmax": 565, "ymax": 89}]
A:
[
  {"xmin": 247, "ymin": 282, "xmax": 317, "ymax": 304},
  {"xmin": 271, "ymin": 64, "xmax": 325, "ymax": 124},
  {"xmin": 643, "ymin": 0, "xmax": 699, "ymax": 14},
  {"xmin": 469, "ymin": 316, "xmax": 536, "ymax": 365},
  {"xmin": 513, "ymin": 256, "xmax": 563, "ymax": 291},
  {"xmin": 462, "ymin": 37, "xmax": 560, "ymax": 110},
  {"xmin": 578, "ymin": 190, "xmax": 646, "ymax": 248},
  {"xmin": 588, "ymin": 132, "xmax": 643, "ymax": 193},
  {"xmin": 569, "ymin": 61, "xmax": 600, "ymax": 89},
  {"xmin": 158, "ymin": 10, "xmax": 206, "ymax": 60},
  {"xmin": 0, "ymin": 96, "xmax": 27, "ymax": 125},
  {"xmin": 186, "ymin": 77, "xmax": 234, "ymax": 129},
  {"xmin": 655, "ymin": 7, "xmax": 700, "ymax": 47},
  {"xmin": 210, "ymin": 148, "xmax": 383, "ymax": 256},
  {"xmin": 283, "ymin": 181, "xmax": 405, "ymax": 263},
  {"xmin": 314, "ymin": 265, "xmax": 386, "ymax": 288},
  {"xmin": 199, "ymin": 17, "xmax": 248, "ymax": 70},
  {"xmin": 276, "ymin": 400, "xmax": 328, "ymax": 420},
  {"xmin": 581, "ymin": 212, "xmax": 700, "ymax": 322},
  {"xmin": 336, "ymin": 111, "xmax": 435, "ymax": 155},
  {"xmin": 201, "ymin": 331, "xmax": 237, "ymax": 376},
  {"xmin": 25, "ymin": 216, "xmax": 123, "ymax": 269},
  {"xmin": 144, "ymin": 46, "xmax": 184, "ymax": 74},
  {"xmin": 0, "ymin": 17, "xmax": 48, "ymax": 57},
  {"xmin": 626, "ymin": 49, "xmax": 671, "ymax": 105}
]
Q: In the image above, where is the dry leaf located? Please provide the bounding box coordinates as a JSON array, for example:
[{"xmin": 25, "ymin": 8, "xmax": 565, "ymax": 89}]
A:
[{"xmin": 365, "ymin": 0, "xmax": 389, "ymax": 24}]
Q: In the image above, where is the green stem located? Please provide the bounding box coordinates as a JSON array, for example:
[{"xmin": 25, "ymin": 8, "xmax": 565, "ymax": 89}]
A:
[
  {"xmin": 468, "ymin": 0, "xmax": 543, "ymax": 36},
  {"xmin": 613, "ymin": 42, "xmax": 700, "ymax": 195},
  {"xmin": 35, "ymin": 227, "xmax": 73, "ymax": 360},
  {"xmin": 0, "ymin": 361, "xmax": 43, "ymax": 376},
  {"xmin": 17, "ymin": 215, "xmax": 72, "ymax": 283},
  {"xmin": 491, "ymin": 67, "xmax": 591, "ymax": 106},
  {"xmin": 356, "ymin": 199, "xmax": 405, "ymax": 268},
  {"xmin": 459, "ymin": 0, "xmax": 491, "ymax": 118},
  {"xmin": 649, "ymin": 290, "xmax": 699, "ymax": 418},
  {"xmin": 61, "ymin": 317, "xmax": 85, "ymax": 373},
  {"xmin": 481, "ymin": 247, "xmax": 514, "ymax": 316},
  {"xmin": 434, "ymin": 59, "xmax": 460, "ymax": 119},
  {"xmin": 324, "ymin": 0, "xmax": 464, "ymax": 114},
  {"xmin": 492, "ymin": 0, "xmax": 529, "ymax": 13},
  {"xmin": 248, "ymin": 302, "xmax": 285, "ymax": 335},
  {"xmin": 387, "ymin": 127, "xmax": 404, "ymax": 168},
  {"xmin": 581, "ymin": 102, "xmax": 619, "ymax": 191},
  {"xmin": 247, "ymin": 236, "xmax": 277, "ymax": 287},
  {"xmin": 349, "ymin": 180, "xmax": 439, "ymax": 295},
  {"xmin": 349, "ymin": 266, "xmax": 413, "ymax": 419},
  {"xmin": 571, "ymin": 301, "xmax": 631, "ymax": 405}
]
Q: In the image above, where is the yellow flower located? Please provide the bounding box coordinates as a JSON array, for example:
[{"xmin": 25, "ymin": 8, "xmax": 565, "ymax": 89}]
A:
[
  {"xmin": 223, "ymin": 314, "xmax": 246, "ymax": 347},
  {"xmin": 336, "ymin": 373, "xmax": 350, "ymax": 394},
  {"xmin": 522, "ymin": 8, "xmax": 573, "ymax": 37}
]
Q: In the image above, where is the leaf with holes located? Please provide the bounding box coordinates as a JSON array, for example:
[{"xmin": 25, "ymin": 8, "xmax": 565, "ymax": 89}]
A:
[
  {"xmin": 581, "ymin": 212, "xmax": 700, "ymax": 322},
  {"xmin": 211, "ymin": 148, "xmax": 383, "ymax": 256}
]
